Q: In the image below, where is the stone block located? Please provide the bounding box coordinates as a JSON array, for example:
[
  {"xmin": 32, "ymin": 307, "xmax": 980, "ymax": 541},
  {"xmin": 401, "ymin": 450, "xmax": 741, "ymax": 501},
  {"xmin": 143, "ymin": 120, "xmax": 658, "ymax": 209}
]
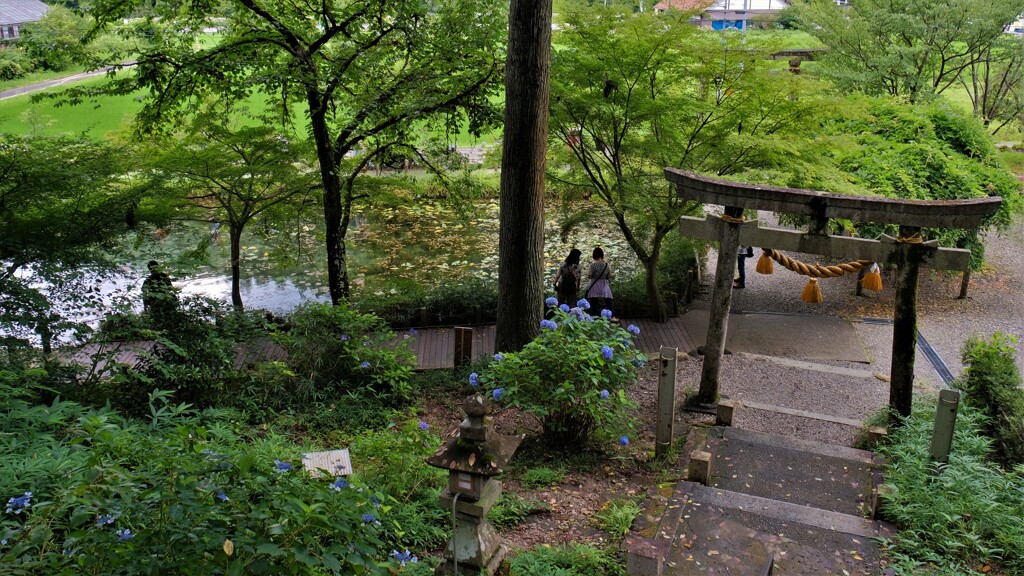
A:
[
  {"xmin": 623, "ymin": 535, "xmax": 665, "ymax": 576},
  {"xmin": 716, "ymin": 399, "xmax": 737, "ymax": 427},
  {"xmin": 688, "ymin": 450, "xmax": 712, "ymax": 485}
]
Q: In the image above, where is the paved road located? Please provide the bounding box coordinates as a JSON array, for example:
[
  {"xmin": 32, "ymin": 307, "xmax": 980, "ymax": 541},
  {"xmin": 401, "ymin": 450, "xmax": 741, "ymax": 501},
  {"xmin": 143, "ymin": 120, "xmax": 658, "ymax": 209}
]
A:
[{"xmin": 0, "ymin": 66, "xmax": 124, "ymax": 101}]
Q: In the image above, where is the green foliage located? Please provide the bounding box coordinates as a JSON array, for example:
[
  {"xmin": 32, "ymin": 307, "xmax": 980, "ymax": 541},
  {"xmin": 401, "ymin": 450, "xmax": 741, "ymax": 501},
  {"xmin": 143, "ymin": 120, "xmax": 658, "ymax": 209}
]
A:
[
  {"xmin": 348, "ymin": 419, "xmax": 449, "ymax": 551},
  {"xmin": 480, "ymin": 302, "xmax": 641, "ymax": 447},
  {"xmin": 19, "ymin": 6, "xmax": 91, "ymax": 71},
  {"xmin": 351, "ymin": 276, "xmax": 499, "ymax": 328},
  {"xmin": 0, "ymin": 133, "xmax": 141, "ymax": 344},
  {"xmin": 508, "ymin": 544, "xmax": 626, "ymax": 576},
  {"xmin": 0, "ymin": 390, "xmax": 393, "ymax": 575},
  {"xmin": 0, "ymin": 49, "xmax": 30, "ymax": 81},
  {"xmin": 953, "ymin": 333, "xmax": 1024, "ymax": 466},
  {"xmin": 549, "ymin": 7, "xmax": 818, "ymax": 318},
  {"xmin": 592, "ymin": 499, "xmax": 641, "ymax": 538},
  {"xmin": 276, "ymin": 303, "xmax": 415, "ymax": 401},
  {"xmin": 519, "ymin": 467, "xmax": 566, "ymax": 489},
  {"xmin": 876, "ymin": 399, "xmax": 1024, "ymax": 575},
  {"xmin": 823, "ymin": 98, "xmax": 1023, "ymax": 260},
  {"xmin": 489, "ymin": 492, "xmax": 551, "ymax": 531},
  {"xmin": 791, "ymin": 0, "xmax": 1022, "ymax": 103}
]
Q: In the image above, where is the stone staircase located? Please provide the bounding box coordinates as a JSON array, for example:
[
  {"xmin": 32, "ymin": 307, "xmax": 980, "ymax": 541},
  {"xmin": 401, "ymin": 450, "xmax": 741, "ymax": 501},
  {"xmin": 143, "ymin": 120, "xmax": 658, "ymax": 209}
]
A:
[{"xmin": 625, "ymin": 425, "xmax": 892, "ymax": 576}]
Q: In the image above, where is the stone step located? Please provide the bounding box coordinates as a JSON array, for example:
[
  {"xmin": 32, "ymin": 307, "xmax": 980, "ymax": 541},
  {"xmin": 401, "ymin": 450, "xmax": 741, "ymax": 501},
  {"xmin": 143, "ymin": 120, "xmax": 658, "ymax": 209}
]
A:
[
  {"xmin": 702, "ymin": 426, "xmax": 881, "ymax": 517},
  {"xmin": 665, "ymin": 481, "xmax": 889, "ymax": 576}
]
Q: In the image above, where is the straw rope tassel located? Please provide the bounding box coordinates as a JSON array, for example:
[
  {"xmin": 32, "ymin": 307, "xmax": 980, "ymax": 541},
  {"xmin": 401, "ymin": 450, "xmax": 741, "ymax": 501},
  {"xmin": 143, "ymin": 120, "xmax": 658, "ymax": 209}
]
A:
[
  {"xmin": 862, "ymin": 263, "xmax": 883, "ymax": 291},
  {"xmin": 801, "ymin": 278, "xmax": 823, "ymax": 303},
  {"xmin": 755, "ymin": 250, "xmax": 774, "ymax": 274}
]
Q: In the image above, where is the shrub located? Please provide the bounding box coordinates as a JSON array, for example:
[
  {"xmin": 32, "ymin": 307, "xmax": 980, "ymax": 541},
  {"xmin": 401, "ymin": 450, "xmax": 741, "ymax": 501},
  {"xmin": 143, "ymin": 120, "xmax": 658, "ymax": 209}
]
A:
[
  {"xmin": 423, "ymin": 277, "xmax": 498, "ymax": 325},
  {"xmin": 0, "ymin": 390, "xmax": 394, "ymax": 575},
  {"xmin": 953, "ymin": 332, "xmax": 1024, "ymax": 466},
  {"xmin": 480, "ymin": 299, "xmax": 641, "ymax": 447},
  {"xmin": 508, "ymin": 544, "xmax": 625, "ymax": 576},
  {"xmin": 876, "ymin": 399, "xmax": 1024, "ymax": 575},
  {"xmin": 0, "ymin": 49, "xmax": 30, "ymax": 80},
  {"xmin": 277, "ymin": 302, "xmax": 415, "ymax": 401}
]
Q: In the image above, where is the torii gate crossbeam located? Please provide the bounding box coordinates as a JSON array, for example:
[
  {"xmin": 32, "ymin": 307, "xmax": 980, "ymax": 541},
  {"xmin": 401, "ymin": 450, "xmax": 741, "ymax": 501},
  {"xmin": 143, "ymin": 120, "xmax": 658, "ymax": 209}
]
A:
[{"xmin": 665, "ymin": 169, "xmax": 1003, "ymax": 420}]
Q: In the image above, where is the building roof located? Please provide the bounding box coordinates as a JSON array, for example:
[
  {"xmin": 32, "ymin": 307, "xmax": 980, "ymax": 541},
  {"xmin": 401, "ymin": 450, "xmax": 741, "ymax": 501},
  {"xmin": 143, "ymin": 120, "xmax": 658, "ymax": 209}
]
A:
[{"xmin": 0, "ymin": 0, "xmax": 50, "ymax": 26}]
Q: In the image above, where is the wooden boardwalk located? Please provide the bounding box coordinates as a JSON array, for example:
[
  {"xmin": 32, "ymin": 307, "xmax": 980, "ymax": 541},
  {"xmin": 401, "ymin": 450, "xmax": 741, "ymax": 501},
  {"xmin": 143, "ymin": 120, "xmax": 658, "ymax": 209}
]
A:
[
  {"xmin": 397, "ymin": 316, "xmax": 697, "ymax": 370},
  {"xmin": 62, "ymin": 319, "xmax": 696, "ymax": 374}
]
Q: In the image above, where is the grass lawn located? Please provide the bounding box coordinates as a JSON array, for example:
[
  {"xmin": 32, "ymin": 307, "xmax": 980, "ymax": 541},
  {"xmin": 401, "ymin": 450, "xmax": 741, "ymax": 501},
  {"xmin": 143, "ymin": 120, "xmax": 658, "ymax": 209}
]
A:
[{"xmin": 0, "ymin": 76, "xmax": 143, "ymax": 137}]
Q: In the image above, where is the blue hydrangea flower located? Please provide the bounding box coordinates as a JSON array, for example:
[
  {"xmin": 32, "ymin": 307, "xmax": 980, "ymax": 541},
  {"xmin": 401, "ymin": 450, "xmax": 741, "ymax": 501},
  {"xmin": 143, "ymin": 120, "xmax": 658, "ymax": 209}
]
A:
[
  {"xmin": 576, "ymin": 298, "xmax": 591, "ymax": 310},
  {"xmin": 492, "ymin": 387, "xmax": 505, "ymax": 401},
  {"xmin": 361, "ymin": 513, "xmax": 381, "ymax": 525},
  {"xmin": 96, "ymin": 513, "xmax": 118, "ymax": 527},
  {"xmin": 392, "ymin": 549, "xmax": 419, "ymax": 566},
  {"xmin": 274, "ymin": 460, "xmax": 293, "ymax": 472},
  {"xmin": 371, "ymin": 495, "xmax": 381, "ymax": 508},
  {"xmin": 418, "ymin": 421, "xmax": 429, "ymax": 430},
  {"xmin": 627, "ymin": 324, "xmax": 640, "ymax": 335},
  {"xmin": 341, "ymin": 334, "xmax": 350, "ymax": 341},
  {"xmin": 619, "ymin": 436, "xmax": 629, "ymax": 446},
  {"xmin": 601, "ymin": 309, "xmax": 613, "ymax": 319},
  {"xmin": 362, "ymin": 340, "xmax": 370, "ymax": 346},
  {"xmin": 559, "ymin": 304, "xmax": 570, "ymax": 312},
  {"xmin": 5, "ymin": 491, "xmax": 31, "ymax": 515},
  {"xmin": 540, "ymin": 319, "xmax": 558, "ymax": 330},
  {"xmin": 360, "ymin": 361, "xmax": 371, "ymax": 368},
  {"xmin": 494, "ymin": 353, "xmax": 504, "ymax": 361},
  {"xmin": 469, "ymin": 372, "xmax": 479, "ymax": 386},
  {"xmin": 331, "ymin": 478, "xmax": 349, "ymax": 491},
  {"xmin": 600, "ymin": 389, "xmax": 609, "ymax": 399},
  {"xmin": 601, "ymin": 345, "xmax": 614, "ymax": 360},
  {"xmin": 633, "ymin": 357, "xmax": 647, "ymax": 368},
  {"xmin": 545, "ymin": 296, "xmax": 558, "ymax": 307},
  {"xmin": 215, "ymin": 491, "xmax": 229, "ymax": 502},
  {"xmin": 409, "ymin": 328, "xmax": 418, "ymax": 336},
  {"xmin": 115, "ymin": 528, "xmax": 134, "ymax": 541}
]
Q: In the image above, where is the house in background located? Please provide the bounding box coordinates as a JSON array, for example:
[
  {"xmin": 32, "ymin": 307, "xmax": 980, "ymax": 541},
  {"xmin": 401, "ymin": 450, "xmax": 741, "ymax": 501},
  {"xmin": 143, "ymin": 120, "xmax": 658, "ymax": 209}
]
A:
[
  {"xmin": 655, "ymin": 0, "xmax": 791, "ymax": 30},
  {"xmin": 0, "ymin": 0, "xmax": 50, "ymax": 41}
]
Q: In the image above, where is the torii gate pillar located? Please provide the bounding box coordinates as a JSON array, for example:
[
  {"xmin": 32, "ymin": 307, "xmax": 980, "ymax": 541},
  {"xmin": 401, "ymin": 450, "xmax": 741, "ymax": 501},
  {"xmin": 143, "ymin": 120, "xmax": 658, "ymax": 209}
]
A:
[
  {"xmin": 693, "ymin": 206, "xmax": 744, "ymax": 408},
  {"xmin": 890, "ymin": 226, "xmax": 923, "ymax": 418}
]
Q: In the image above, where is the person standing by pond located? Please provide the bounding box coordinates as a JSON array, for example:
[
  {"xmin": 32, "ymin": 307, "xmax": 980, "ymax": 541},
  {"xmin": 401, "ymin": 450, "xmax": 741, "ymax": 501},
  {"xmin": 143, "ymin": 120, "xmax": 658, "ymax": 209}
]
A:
[
  {"xmin": 585, "ymin": 247, "xmax": 613, "ymax": 318},
  {"xmin": 142, "ymin": 260, "xmax": 180, "ymax": 328},
  {"xmin": 553, "ymin": 248, "xmax": 582, "ymax": 307}
]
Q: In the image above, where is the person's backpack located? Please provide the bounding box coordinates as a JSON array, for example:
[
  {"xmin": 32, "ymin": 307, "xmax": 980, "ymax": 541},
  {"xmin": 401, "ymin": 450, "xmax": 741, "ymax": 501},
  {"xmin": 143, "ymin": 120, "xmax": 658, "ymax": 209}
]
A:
[{"xmin": 561, "ymin": 264, "xmax": 579, "ymax": 295}]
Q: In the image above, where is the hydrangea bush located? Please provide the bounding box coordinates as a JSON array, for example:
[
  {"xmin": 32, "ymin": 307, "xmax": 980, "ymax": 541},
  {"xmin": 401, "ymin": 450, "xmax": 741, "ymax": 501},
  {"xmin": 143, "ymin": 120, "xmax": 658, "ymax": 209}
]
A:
[
  {"xmin": 275, "ymin": 302, "xmax": 415, "ymax": 401},
  {"xmin": 479, "ymin": 298, "xmax": 642, "ymax": 446},
  {"xmin": 0, "ymin": 387, "xmax": 421, "ymax": 575}
]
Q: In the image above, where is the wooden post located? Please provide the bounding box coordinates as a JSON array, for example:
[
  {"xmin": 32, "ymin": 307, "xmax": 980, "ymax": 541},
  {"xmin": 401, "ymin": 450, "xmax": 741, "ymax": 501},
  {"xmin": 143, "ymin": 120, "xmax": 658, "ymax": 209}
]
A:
[
  {"xmin": 656, "ymin": 347, "xmax": 677, "ymax": 459},
  {"xmin": 694, "ymin": 207, "xmax": 743, "ymax": 407},
  {"xmin": 453, "ymin": 327, "xmax": 473, "ymax": 368},
  {"xmin": 929, "ymin": 389, "xmax": 960, "ymax": 464},
  {"xmin": 958, "ymin": 269, "xmax": 971, "ymax": 300},
  {"xmin": 889, "ymin": 226, "xmax": 922, "ymax": 420}
]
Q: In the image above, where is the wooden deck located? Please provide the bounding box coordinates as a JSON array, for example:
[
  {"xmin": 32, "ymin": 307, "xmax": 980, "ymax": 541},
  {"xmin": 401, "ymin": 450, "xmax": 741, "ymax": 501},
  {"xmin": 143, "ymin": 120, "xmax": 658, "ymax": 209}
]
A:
[
  {"xmin": 397, "ymin": 316, "xmax": 697, "ymax": 370},
  {"xmin": 61, "ymin": 319, "xmax": 696, "ymax": 375}
]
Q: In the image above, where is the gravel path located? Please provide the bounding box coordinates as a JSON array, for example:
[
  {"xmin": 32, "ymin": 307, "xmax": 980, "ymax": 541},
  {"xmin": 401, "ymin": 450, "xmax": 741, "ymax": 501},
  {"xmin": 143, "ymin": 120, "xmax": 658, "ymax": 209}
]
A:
[{"xmin": 672, "ymin": 212, "xmax": 1024, "ymax": 446}]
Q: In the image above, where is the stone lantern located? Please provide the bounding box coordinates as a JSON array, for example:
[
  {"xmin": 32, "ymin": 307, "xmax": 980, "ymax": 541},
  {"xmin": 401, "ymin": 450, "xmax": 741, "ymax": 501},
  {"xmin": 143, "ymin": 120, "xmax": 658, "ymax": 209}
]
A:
[{"xmin": 425, "ymin": 395, "xmax": 522, "ymax": 576}]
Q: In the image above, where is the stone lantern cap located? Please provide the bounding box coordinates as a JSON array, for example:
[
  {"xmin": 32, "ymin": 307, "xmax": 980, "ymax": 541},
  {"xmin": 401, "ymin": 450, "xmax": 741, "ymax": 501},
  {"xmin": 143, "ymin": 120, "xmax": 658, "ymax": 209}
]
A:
[{"xmin": 425, "ymin": 395, "xmax": 522, "ymax": 477}]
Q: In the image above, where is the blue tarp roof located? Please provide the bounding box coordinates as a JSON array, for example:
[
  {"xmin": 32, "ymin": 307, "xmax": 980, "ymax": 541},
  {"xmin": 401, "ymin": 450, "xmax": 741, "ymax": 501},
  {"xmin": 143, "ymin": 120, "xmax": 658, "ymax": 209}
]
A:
[{"xmin": 0, "ymin": 0, "xmax": 50, "ymax": 26}]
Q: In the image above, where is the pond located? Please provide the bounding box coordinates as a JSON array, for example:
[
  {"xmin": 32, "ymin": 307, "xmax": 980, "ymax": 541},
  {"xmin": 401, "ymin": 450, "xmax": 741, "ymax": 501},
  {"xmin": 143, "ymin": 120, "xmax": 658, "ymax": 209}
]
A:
[{"xmin": 65, "ymin": 199, "xmax": 645, "ymax": 318}]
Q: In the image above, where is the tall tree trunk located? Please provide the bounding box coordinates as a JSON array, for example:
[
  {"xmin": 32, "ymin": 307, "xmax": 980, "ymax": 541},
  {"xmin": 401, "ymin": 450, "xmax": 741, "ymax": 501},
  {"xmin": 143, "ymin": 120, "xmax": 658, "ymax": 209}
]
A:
[
  {"xmin": 644, "ymin": 254, "xmax": 667, "ymax": 323},
  {"xmin": 229, "ymin": 225, "xmax": 244, "ymax": 310},
  {"xmin": 308, "ymin": 94, "xmax": 348, "ymax": 304},
  {"xmin": 495, "ymin": 0, "xmax": 553, "ymax": 353}
]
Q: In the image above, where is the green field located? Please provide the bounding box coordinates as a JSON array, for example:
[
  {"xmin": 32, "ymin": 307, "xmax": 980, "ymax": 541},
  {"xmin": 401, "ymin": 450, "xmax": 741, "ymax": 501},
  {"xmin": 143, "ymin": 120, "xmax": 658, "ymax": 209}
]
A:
[{"xmin": 0, "ymin": 76, "xmax": 143, "ymax": 137}]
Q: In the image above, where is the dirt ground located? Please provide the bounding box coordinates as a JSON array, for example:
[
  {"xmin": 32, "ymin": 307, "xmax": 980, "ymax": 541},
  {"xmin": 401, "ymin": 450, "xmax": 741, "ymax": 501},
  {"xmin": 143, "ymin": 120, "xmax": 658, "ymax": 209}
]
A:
[{"xmin": 417, "ymin": 362, "xmax": 689, "ymax": 554}]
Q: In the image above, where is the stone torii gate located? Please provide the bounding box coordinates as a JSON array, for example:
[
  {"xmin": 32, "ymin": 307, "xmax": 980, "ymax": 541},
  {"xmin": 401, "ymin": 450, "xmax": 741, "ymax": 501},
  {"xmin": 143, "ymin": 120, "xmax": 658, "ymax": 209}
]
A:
[{"xmin": 665, "ymin": 168, "xmax": 1003, "ymax": 419}]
